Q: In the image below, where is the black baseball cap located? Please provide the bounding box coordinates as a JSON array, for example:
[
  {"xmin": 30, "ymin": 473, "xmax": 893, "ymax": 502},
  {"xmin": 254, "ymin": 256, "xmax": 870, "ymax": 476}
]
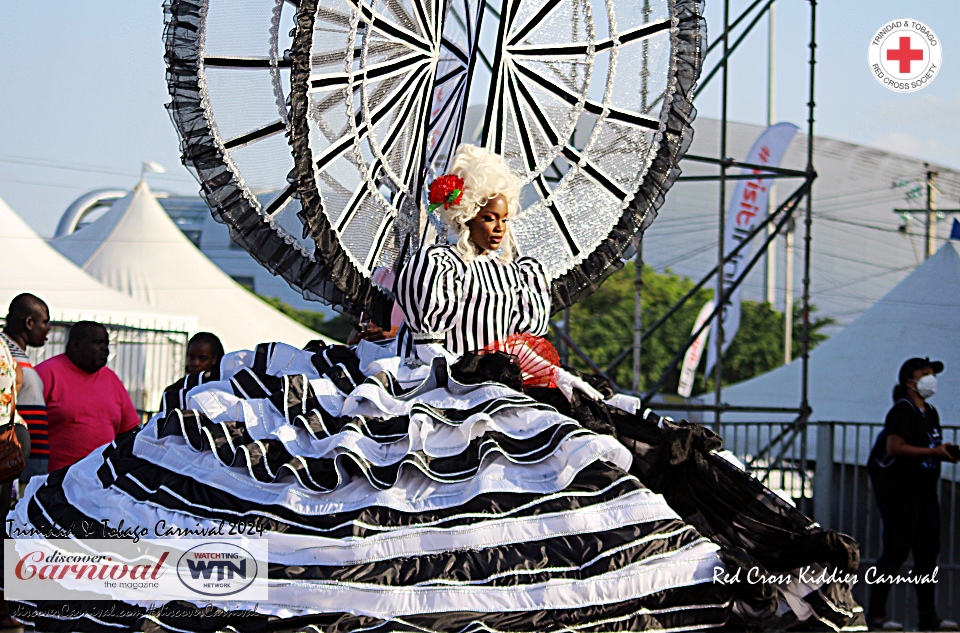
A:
[{"xmin": 899, "ymin": 357, "xmax": 944, "ymax": 385}]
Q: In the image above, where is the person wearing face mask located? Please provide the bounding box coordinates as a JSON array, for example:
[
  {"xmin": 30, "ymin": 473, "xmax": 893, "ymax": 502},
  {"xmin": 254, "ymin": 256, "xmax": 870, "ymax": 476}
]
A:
[{"xmin": 866, "ymin": 358, "xmax": 958, "ymax": 632}]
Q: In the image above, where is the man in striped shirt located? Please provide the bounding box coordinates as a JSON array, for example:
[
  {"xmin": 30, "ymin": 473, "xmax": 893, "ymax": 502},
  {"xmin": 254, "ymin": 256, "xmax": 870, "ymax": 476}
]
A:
[{"xmin": 2, "ymin": 293, "xmax": 51, "ymax": 489}]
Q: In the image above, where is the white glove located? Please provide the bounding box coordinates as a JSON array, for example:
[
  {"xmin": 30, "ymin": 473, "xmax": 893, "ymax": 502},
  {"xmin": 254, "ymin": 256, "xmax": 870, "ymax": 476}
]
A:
[
  {"xmin": 554, "ymin": 367, "xmax": 603, "ymax": 402},
  {"xmin": 604, "ymin": 393, "xmax": 642, "ymax": 414}
]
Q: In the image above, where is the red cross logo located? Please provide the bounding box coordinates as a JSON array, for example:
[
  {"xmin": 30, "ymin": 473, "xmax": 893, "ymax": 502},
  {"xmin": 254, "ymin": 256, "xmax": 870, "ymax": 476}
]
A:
[{"xmin": 886, "ymin": 36, "xmax": 924, "ymax": 73}]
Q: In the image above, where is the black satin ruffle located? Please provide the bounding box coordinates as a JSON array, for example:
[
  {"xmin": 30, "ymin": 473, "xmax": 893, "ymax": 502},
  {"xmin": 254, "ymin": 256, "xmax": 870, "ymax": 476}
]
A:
[
  {"xmin": 163, "ymin": 0, "xmax": 362, "ymax": 317},
  {"xmin": 155, "ymin": 406, "xmax": 589, "ymax": 492}
]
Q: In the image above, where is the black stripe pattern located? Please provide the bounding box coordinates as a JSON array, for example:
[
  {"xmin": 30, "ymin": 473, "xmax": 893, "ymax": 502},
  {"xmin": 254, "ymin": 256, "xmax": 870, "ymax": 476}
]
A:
[
  {"xmin": 395, "ymin": 245, "xmax": 551, "ymax": 358},
  {"xmin": 7, "ymin": 342, "xmax": 866, "ymax": 633},
  {"xmin": 9, "ymin": 341, "xmax": 735, "ymax": 632}
]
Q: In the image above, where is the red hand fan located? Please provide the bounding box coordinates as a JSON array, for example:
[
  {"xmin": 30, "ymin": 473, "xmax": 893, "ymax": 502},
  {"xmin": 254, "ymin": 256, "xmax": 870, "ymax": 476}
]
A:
[{"xmin": 482, "ymin": 333, "xmax": 559, "ymax": 388}]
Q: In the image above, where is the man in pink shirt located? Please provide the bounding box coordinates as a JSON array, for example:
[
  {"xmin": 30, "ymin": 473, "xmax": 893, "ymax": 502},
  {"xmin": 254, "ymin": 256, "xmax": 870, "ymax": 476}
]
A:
[{"xmin": 36, "ymin": 321, "xmax": 140, "ymax": 472}]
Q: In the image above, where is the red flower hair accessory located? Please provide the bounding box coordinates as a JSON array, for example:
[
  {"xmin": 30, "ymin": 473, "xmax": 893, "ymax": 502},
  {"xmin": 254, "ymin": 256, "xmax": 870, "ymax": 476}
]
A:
[{"xmin": 427, "ymin": 174, "xmax": 465, "ymax": 213}]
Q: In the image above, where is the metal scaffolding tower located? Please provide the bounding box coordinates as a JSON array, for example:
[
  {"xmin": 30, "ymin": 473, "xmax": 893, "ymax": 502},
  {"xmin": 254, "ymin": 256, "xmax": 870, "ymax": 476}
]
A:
[{"xmin": 552, "ymin": 0, "xmax": 821, "ymax": 512}]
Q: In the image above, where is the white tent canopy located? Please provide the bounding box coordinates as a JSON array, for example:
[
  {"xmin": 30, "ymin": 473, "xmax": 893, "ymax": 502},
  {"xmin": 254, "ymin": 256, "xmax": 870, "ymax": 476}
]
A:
[
  {"xmin": 719, "ymin": 242, "xmax": 960, "ymax": 426},
  {"xmin": 51, "ymin": 182, "xmax": 331, "ymax": 352},
  {"xmin": 0, "ymin": 194, "xmax": 194, "ymax": 330}
]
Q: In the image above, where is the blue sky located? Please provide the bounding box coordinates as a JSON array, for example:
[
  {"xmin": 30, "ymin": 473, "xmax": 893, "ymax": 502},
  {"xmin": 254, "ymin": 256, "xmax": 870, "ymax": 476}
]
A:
[{"xmin": 1, "ymin": 1, "xmax": 958, "ymax": 237}]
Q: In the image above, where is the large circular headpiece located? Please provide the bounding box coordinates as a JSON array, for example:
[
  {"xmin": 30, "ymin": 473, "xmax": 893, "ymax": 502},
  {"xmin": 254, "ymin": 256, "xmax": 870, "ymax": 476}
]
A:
[{"xmin": 165, "ymin": 0, "xmax": 704, "ymax": 322}]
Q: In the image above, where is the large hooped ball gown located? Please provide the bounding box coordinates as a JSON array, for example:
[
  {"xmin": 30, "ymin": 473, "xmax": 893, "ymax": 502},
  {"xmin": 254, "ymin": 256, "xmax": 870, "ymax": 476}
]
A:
[{"xmin": 8, "ymin": 263, "xmax": 863, "ymax": 632}]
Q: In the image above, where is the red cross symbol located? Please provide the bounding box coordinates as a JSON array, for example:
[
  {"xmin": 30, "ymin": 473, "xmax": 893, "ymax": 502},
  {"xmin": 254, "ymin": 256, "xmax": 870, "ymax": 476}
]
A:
[{"xmin": 887, "ymin": 36, "xmax": 924, "ymax": 73}]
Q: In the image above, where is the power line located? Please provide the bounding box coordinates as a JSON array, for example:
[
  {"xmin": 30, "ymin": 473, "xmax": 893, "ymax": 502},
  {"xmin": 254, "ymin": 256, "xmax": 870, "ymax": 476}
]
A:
[
  {"xmin": 0, "ymin": 153, "xmax": 195, "ymax": 184},
  {"xmin": 657, "ymin": 243, "xmax": 717, "ymax": 270},
  {"xmin": 811, "ymin": 264, "xmax": 914, "ymax": 296},
  {"xmin": 813, "ymin": 215, "xmax": 906, "ymax": 234},
  {"xmin": 0, "ymin": 175, "xmax": 100, "ymax": 191},
  {"xmin": 807, "ymin": 221, "xmax": 918, "ymax": 252}
]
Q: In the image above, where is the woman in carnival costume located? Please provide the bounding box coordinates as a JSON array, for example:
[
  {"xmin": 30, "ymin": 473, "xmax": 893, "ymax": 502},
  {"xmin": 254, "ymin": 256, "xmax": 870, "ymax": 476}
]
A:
[
  {"xmin": 7, "ymin": 145, "xmax": 862, "ymax": 633},
  {"xmin": 393, "ymin": 144, "xmax": 600, "ymax": 402}
]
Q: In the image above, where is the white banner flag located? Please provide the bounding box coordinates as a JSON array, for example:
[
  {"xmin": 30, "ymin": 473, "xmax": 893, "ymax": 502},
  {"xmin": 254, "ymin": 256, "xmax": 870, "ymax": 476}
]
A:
[
  {"xmin": 141, "ymin": 160, "xmax": 167, "ymax": 175},
  {"xmin": 678, "ymin": 300, "xmax": 713, "ymax": 397},
  {"xmin": 704, "ymin": 122, "xmax": 798, "ymax": 376}
]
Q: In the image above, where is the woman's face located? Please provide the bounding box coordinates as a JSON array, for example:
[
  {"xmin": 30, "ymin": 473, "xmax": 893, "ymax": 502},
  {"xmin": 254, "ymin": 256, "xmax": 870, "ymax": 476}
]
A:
[
  {"xmin": 466, "ymin": 194, "xmax": 509, "ymax": 254},
  {"xmin": 909, "ymin": 366, "xmax": 934, "ymax": 390}
]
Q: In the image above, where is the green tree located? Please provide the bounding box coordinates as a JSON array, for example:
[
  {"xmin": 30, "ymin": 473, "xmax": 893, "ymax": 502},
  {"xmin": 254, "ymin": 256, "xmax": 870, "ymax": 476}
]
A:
[
  {"xmin": 560, "ymin": 263, "xmax": 834, "ymax": 395},
  {"xmin": 257, "ymin": 264, "xmax": 834, "ymax": 394},
  {"xmin": 561, "ymin": 262, "xmax": 712, "ymax": 392},
  {"xmin": 700, "ymin": 301, "xmax": 834, "ymax": 393}
]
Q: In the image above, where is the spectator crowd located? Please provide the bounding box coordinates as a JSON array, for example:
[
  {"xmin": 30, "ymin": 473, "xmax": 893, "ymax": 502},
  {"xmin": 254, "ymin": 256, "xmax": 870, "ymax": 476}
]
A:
[
  {"xmin": 2, "ymin": 294, "xmax": 142, "ymax": 487},
  {"xmin": 0, "ymin": 293, "xmax": 225, "ymax": 631}
]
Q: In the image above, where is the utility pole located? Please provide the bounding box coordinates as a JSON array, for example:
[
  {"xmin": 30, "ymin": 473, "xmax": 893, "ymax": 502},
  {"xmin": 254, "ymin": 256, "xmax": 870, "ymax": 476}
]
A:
[
  {"xmin": 784, "ymin": 216, "xmax": 794, "ymax": 363},
  {"xmin": 766, "ymin": 1, "xmax": 793, "ymax": 366},
  {"xmin": 926, "ymin": 167, "xmax": 937, "ymax": 259},
  {"xmin": 893, "ymin": 168, "xmax": 960, "ymax": 260},
  {"xmin": 764, "ymin": 1, "xmax": 777, "ymax": 306},
  {"xmin": 633, "ymin": 0, "xmax": 650, "ymax": 393}
]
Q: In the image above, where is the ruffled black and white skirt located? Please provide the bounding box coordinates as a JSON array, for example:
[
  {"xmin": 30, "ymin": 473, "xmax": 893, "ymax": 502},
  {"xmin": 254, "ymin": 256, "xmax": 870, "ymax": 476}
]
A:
[{"xmin": 6, "ymin": 341, "xmax": 864, "ymax": 632}]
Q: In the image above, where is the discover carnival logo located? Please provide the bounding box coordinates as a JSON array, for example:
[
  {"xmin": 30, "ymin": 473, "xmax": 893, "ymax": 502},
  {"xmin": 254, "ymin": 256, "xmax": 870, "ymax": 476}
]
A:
[
  {"xmin": 176, "ymin": 541, "xmax": 259, "ymax": 597},
  {"xmin": 4, "ymin": 538, "xmax": 268, "ymax": 601},
  {"xmin": 869, "ymin": 19, "xmax": 941, "ymax": 93},
  {"xmin": 14, "ymin": 550, "xmax": 169, "ymax": 587}
]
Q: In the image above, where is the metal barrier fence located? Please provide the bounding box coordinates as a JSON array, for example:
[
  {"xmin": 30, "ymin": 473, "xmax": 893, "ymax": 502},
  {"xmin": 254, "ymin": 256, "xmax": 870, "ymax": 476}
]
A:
[
  {"xmin": 717, "ymin": 419, "xmax": 960, "ymax": 628},
  {"xmin": 4, "ymin": 320, "xmax": 188, "ymax": 416}
]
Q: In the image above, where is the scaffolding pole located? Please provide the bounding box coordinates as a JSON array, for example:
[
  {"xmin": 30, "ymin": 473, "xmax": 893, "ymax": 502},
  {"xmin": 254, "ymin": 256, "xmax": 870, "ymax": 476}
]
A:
[
  {"xmin": 800, "ymin": 0, "xmax": 818, "ymax": 516},
  {"xmin": 559, "ymin": 0, "xmax": 820, "ymax": 498},
  {"xmin": 713, "ymin": 0, "xmax": 731, "ymax": 430},
  {"xmin": 642, "ymin": 1, "xmax": 819, "ymax": 492}
]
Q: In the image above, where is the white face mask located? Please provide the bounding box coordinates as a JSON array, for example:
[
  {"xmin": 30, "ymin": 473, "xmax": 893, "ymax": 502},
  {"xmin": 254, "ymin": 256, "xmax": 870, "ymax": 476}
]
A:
[{"xmin": 914, "ymin": 374, "xmax": 938, "ymax": 399}]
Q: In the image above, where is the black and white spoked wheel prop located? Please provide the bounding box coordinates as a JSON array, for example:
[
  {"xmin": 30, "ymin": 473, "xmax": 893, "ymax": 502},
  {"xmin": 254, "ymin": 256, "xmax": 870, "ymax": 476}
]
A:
[
  {"xmin": 165, "ymin": 0, "xmax": 338, "ymax": 305},
  {"xmin": 289, "ymin": 0, "xmax": 484, "ymax": 320},
  {"xmin": 487, "ymin": 0, "xmax": 702, "ymax": 305},
  {"xmin": 291, "ymin": 0, "xmax": 703, "ymax": 317}
]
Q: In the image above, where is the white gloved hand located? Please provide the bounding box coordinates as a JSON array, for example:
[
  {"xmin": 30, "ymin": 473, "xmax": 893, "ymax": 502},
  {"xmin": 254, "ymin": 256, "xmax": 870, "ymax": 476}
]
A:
[{"xmin": 554, "ymin": 367, "xmax": 604, "ymax": 402}]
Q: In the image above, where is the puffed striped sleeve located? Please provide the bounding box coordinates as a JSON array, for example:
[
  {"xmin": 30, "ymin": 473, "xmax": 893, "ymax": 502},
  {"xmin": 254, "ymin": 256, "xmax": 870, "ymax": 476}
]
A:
[
  {"xmin": 512, "ymin": 256, "xmax": 551, "ymax": 336},
  {"xmin": 395, "ymin": 245, "xmax": 464, "ymax": 340}
]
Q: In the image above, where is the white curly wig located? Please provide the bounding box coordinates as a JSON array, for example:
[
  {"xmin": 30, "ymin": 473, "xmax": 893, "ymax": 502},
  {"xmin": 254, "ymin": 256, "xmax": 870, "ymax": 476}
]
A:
[{"xmin": 438, "ymin": 144, "xmax": 522, "ymax": 263}]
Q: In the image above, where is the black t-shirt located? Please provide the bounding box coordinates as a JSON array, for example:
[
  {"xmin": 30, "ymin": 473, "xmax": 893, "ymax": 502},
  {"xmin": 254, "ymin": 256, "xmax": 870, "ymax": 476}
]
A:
[{"xmin": 868, "ymin": 398, "xmax": 942, "ymax": 491}]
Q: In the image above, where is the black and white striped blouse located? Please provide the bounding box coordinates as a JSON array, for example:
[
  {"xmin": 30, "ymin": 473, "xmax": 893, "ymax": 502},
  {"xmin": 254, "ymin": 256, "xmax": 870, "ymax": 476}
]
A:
[{"xmin": 395, "ymin": 244, "xmax": 551, "ymax": 358}]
